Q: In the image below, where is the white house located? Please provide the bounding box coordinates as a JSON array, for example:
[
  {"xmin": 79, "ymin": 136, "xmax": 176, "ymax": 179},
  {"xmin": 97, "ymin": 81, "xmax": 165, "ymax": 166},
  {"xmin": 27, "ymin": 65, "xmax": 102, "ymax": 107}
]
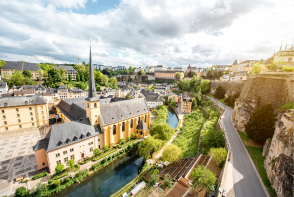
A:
[{"xmin": 0, "ymin": 81, "xmax": 8, "ymax": 94}]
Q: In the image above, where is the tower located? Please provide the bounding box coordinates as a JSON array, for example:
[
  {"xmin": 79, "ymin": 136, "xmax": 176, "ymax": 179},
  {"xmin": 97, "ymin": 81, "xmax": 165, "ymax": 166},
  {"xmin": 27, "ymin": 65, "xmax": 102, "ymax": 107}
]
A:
[{"xmin": 86, "ymin": 46, "xmax": 100, "ymax": 125}]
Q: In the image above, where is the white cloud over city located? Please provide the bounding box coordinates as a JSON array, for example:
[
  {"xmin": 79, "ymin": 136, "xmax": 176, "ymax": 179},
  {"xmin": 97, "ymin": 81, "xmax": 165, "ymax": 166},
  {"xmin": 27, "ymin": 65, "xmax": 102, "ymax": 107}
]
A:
[{"xmin": 0, "ymin": 0, "xmax": 293, "ymax": 67}]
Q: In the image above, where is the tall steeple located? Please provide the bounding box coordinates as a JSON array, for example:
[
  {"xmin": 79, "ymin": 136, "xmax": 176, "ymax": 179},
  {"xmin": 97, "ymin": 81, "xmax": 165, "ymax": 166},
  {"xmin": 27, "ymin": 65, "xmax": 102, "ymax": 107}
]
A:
[{"xmin": 88, "ymin": 46, "xmax": 96, "ymax": 98}]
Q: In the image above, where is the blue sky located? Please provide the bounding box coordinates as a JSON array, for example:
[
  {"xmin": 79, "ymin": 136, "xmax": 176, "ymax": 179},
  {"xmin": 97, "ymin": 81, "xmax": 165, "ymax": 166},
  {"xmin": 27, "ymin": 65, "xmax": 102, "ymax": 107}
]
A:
[{"xmin": 0, "ymin": 0, "xmax": 293, "ymax": 68}]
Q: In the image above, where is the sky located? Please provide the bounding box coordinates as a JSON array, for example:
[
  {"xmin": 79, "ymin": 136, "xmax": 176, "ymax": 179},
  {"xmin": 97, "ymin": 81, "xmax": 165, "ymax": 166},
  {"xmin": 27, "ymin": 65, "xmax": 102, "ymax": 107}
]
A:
[{"xmin": 0, "ymin": 0, "xmax": 294, "ymax": 68}]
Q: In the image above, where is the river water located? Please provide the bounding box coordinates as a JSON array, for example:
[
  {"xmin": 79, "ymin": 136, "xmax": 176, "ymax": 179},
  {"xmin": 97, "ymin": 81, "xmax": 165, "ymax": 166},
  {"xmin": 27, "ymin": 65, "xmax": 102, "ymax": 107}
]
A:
[{"xmin": 54, "ymin": 107, "xmax": 178, "ymax": 197}]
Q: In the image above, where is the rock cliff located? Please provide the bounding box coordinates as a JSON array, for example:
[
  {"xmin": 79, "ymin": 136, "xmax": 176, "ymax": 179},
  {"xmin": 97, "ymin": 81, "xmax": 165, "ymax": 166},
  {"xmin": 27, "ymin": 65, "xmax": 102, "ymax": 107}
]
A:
[
  {"xmin": 231, "ymin": 97, "xmax": 258, "ymax": 132},
  {"xmin": 264, "ymin": 111, "xmax": 294, "ymax": 197},
  {"xmin": 224, "ymin": 87, "xmax": 240, "ymax": 99}
]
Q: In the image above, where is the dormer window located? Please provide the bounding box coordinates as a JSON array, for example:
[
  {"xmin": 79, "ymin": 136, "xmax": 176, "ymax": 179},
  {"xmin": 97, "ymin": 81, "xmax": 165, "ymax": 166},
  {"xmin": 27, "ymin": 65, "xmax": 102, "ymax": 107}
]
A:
[
  {"xmin": 73, "ymin": 136, "xmax": 78, "ymax": 141},
  {"xmin": 57, "ymin": 141, "xmax": 63, "ymax": 146},
  {"xmin": 80, "ymin": 134, "xmax": 85, "ymax": 139},
  {"xmin": 86, "ymin": 132, "xmax": 91, "ymax": 137},
  {"xmin": 65, "ymin": 138, "xmax": 71, "ymax": 143}
]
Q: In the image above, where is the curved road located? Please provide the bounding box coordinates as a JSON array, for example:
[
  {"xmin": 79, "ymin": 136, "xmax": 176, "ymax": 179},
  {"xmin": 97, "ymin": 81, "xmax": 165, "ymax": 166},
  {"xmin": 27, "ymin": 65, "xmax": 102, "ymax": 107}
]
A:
[{"xmin": 205, "ymin": 96, "xmax": 267, "ymax": 197}]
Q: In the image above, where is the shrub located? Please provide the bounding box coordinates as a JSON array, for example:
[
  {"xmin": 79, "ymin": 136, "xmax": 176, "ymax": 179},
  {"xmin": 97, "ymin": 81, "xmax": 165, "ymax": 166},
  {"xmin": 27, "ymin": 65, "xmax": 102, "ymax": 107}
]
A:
[
  {"xmin": 33, "ymin": 171, "xmax": 48, "ymax": 180},
  {"xmin": 280, "ymin": 102, "xmax": 294, "ymax": 109},
  {"xmin": 15, "ymin": 187, "xmax": 28, "ymax": 197},
  {"xmin": 127, "ymin": 136, "xmax": 131, "ymax": 141},
  {"xmin": 66, "ymin": 159, "xmax": 75, "ymax": 168},
  {"xmin": 110, "ymin": 143, "xmax": 114, "ymax": 148},
  {"xmin": 162, "ymin": 144, "xmax": 183, "ymax": 162},
  {"xmin": 93, "ymin": 148, "xmax": 101, "ymax": 156},
  {"xmin": 209, "ymin": 147, "xmax": 228, "ymax": 167},
  {"xmin": 54, "ymin": 180, "xmax": 60, "ymax": 187},
  {"xmin": 120, "ymin": 138, "xmax": 125, "ymax": 144},
  {"xmin": 214, "ymin": 85, "xmax": 226, "ymax": 99},
  {"xmin": 131, "ymin": 133, "xmax": 136, "ymax": 139},
  {"xmin": 65, "ymin": 177, "xmax": 70, "ymax": 183},
  {"xmin": 103, "ymin": 145, "xmax": 108, "ymax": 150},
  {"xmin": 55, "ymin": 163, "xmax": 64, "ymax": 173},
  {"xmin": 164, "ymin": 174, "xmax": 173, "ymax": 187}
]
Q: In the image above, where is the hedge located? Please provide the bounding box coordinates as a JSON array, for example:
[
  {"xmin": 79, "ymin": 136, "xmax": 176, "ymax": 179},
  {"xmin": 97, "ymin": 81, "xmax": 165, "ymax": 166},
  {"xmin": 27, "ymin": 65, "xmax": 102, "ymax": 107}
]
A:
[
  {"xmin": 79, "ymin": 158, "xmax": 90, "ymax": 165},
  {"xmin": 33, "ymin": 172, "xmax": 48, "ymax": 180},
  {"xmin": 51, "ymin": 164, "xmax": 80, "ymax": 180}
]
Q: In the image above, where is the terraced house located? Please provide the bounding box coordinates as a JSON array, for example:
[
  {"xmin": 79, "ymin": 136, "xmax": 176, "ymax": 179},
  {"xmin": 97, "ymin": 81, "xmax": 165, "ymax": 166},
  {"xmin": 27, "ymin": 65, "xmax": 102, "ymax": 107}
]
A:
[
  {"xmin": 0, "ymin": 96, "xmax": 49, "ymax": 132},
  {"xmin": 33, "ymin": 48, "xmax": 150, "ymax": 173},
  {"xmin": 1, "ymin": 61, "xmax": 41, "ymax": 80}
]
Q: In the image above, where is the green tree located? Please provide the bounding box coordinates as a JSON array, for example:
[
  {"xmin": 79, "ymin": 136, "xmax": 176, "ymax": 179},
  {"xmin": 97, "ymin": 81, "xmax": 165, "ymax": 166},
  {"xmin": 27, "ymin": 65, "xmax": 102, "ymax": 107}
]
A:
[
  {"xmin": 22, "ymin": 70, "xmax": 32, "ymax": 78},
  {"xmin": 149, "ymin": 169, "xmax": 160, "ymax": 186},
  {"xmin": 208, "ymin": 147, "xmax": 227, "ymax": 167},
  {"xmin": 282, "ymin": 66, "xmax": 294, "ymax": 72},
  {"xmin": 59, "ymin": 67, "xmax": 67, "ymax": 79},
  {"xmin": 250, "ymin": 62, "xmax": 263, "ymax": 74},
  {"xmin": 266, "ymin": 61, "xmax": 284, "ymax": 72},
  {"xmin": 200, "ymin": 80, "xmax": 210, "ymax": 94},
  {"xmin": 80, "ymin": 73, "xmax": 85, "ymax": 82},
  {"xmin": 48, "ymin": 68, "xmax": 62, "ymax": 84},
  {"xmin": 94, "ymin": 70, "xmax": 103, "ymax": 84},
  {"xmin": 15, "ymin": 186, "xmax": 28, "ymax": 197},
  {"xmin": 150, "ymin": 123, "xmax": 174, "ymax": 141},
  {"xmin": 137, "ymin": 69, "xmax": 146, "ymax": 76},
  {"xmin": 0, "ymin": 60, "xmax": 6, "ymax": 69},
  {"xmin": 190, "ymin": 166, "xmax": 216, "ymax": 194},
  {"xmin": 32, "ymin": 182, "xmax": 47, "ymax": 196},
  {"xmin": 109, "ymin": 77, "xmax": 117, "ymax": 87},
  {"xmin": 201, "ymin": 129, "xmax": 225, "ymax": 154},
  {"xmin": 175, "ymin": 72, "xmax": 182, "ymax": 81},
  {"xmin": 224, "ymin": 91, "xmax": 240, "ymax": 106},
  {"xmin": 93, "ymin": 148, "xmax": 101, "ymax": 156},
  {"xmin": 245, "ymin": 103, "xmax": 276, "ymax": 144},
  {"xmin": 103, "ymin": 145, "xmax": 108, "ymax": 150},
  {"xmin": 68, "ymin": 74, "xmax": 72, "ymax": 82},
  {"xmin": 163, "ymin": 174, "xmax": 173, "ymax": 187},
  {"xmin": 76, "ymin": 73, "xmax": 80, "ymax": 82},
  {"xmin": 66, "ymin": 159, "xmax": 75, "ymax": 168},
  {"xmin": 54, "ymin": 180, "xmax": 60, "ymax": 188},
  {"xmin": 162, "ymin": 144, "xmax": 183, "ymax": 162},
  {"xmin": 138, "ymin": 136, "xmax": 163, "ymax": 159},
  {"xmin": 55, "ymin": 163, "xmax": 64, "ymax": 173},
  {"xmin": 101, "ymin": 75, "xmax": 109, "ymax": 86},
  {"xmin": 170, "ymin": 99, "xmax": 176, "ymax": 108},
  {"xmin": 214, "ymin": 85, "xmax": 226, "ymax": 99}
]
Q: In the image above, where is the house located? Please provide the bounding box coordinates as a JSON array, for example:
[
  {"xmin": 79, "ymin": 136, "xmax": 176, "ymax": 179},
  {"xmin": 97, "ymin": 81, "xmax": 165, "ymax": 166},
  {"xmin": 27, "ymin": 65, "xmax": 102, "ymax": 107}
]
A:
[
  {"xmin": 186, "ymin": 64, "xmax": 198, "ymax": 74},
  {"xmin": 154, "ymin": 85, "xmax": 170, "ymax": 94},
  {"xmin": 144, "ymin": 66, "xmax": 155, "ymax": 73},
  {"xmin": 231, "ymin": 60, "xmax": 259, "ymax": 72},
  {"xmin": 58, "ymin": 85, "xmax": 68, "ymax": 100},
  {"xmin": 155, "ymin": 65, "xmax": 168, "ymax": 71},
  {"xmin": 154, "ymin": 71, "xmax": 184, "ymax": 80},
  {"xmin": 166, "ymin": 92, "xmax": 180, "ymax": 103},
  {"xmin": 233, "ymin": 71, "xmax": 248, "ymax": 81},
  {"xmin": 0, "ymin": 81, "xmax": 8, "ymax": 94},
  {"xmin": 33, "ymin": 47, "xmax": 150, "ymax": 173},
  {"xmin": 181, "ymin": 93, "xmax": 192, "ymax": 113},
  {"xmin": 68, "ymin": 88, "xmax": 88, "ymax": 98},
  {"xmin": 0, "ymin": 95, "xmax": 49, "ymax": 132},
  {"xmin": 140, "ymin": 89, "xmax": 163, "ymax": 109},
  {"xmin": 174, "ymin": 67, "xmax": 185, "ymax": 72},
  {"xmin": 1, "ymin": 62, "xmax": 41, "ymax": 80},
  {"xmin": 54, "ymin": 65, "xmax": 77, "ymax": 81}
]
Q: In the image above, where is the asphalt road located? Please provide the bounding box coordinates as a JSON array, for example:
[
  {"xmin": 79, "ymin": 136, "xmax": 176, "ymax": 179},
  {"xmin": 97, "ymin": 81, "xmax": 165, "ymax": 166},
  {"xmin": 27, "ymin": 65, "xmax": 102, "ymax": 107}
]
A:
[{"xmin": 205, "ymin": 96, "xmax": 267, "ymax": 197}]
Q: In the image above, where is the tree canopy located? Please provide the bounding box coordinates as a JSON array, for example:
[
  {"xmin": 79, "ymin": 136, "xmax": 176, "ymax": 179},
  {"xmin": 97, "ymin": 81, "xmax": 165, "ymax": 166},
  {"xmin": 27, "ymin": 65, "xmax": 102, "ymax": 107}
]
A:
[
  {"xmin": 214, "ymin": 85, "xmax": 226, "ymax": 99},
  {"xmin": 250, "ymin": 62, "xmax": 263, "ymax": 74},
  {"xmin": 162, "ymin": 144, "xmax": 183, "ymax": 162},
  {"xmin": 150, "ymin": 123, "xmax": 174, "ymax": 141},
  {"xmin": 209, "ymin": 147, "xmax": 227, "ymax": 167},
  {"xmin": 200, "ymin": 80, "xmax": 210, "ymax": 94},
  {"xmin": 138, "ymin": 136, "xmax": 163, "ymax": 159},
  {"xmin": 190, "ymin": 165, "xmax": 217, "ymax": 193},
  {"xmin": 245, "ymin": 103, "xmax": 276, "ymax": 144}
]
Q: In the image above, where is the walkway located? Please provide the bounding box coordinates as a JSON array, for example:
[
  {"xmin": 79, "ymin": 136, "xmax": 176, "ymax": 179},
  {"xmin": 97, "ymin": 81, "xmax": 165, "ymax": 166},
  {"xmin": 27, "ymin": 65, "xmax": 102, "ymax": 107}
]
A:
[{"xmin": 205, "ymin": 96, "xmax": 267, "ymax": 197}]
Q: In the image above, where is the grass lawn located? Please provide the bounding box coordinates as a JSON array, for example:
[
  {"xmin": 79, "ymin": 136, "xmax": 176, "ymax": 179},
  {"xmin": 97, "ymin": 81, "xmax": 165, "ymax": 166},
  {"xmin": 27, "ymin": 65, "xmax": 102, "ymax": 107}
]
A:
[
  {"xmin": 237, "ymin": 131, "xmax": 277, "ymax": 197},
  {"xmin": 206, "ymin": 94, "xmax": 234, "ymax": 109}
]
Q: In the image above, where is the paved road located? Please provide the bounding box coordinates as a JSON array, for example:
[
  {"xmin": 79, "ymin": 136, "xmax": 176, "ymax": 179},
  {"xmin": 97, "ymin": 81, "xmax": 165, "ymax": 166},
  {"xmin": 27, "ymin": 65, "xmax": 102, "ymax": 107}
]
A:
[{"xmin": 205, "ymin": 96, "xmax": 267, "ymax": 197}]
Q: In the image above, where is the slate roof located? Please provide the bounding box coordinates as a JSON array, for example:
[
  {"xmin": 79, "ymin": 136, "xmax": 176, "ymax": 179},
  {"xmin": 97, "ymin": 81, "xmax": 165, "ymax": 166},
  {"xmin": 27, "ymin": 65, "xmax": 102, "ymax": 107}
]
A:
[
  {"xmin": 140, "ymin": 89, "xmax": 162, "ymax": 102},
  {"xmin": 42, "ymin": 119, "xmax": 102, "ymax": 152},
  {"xmin": 0, "ymin": 95, "xmax": 46, "ymax": 107},
  {"xmin": 1, "ymin": 62, "xmax": 41, "ymax": 70},
  {"xmin": 54, "ymin": 65, "xmax": 77, "ymax": 72},
  {"xmin": 0, "ymin": 81, "xmax": 7, "ymax": 88},
  {"xmin": 182, "ymin": 93, "xmax": 192, "ymax": 101},
  {"xmin": 33, "ymin": 138, "xmax": 49, "ymax": 151},
  {"xmin": 58, "ymin": 85, "xmax": 67, "ymax": 89},
  {"xmin": 36, "ymin": 84, "xmax": 46, "ymax": 90},
  {"xmin": 137, "ymin": 120, "xmax": 148, "ymax": 130}
]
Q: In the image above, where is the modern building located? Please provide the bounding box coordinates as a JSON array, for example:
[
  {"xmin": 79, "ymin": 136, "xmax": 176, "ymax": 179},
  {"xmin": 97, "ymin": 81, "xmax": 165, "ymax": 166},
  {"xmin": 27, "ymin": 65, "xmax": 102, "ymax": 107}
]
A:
[
  {"xmin": 33, "ymin": 47, "xmax": 150, "ymax": 173},
  {"xmin": 0, "ymin": 81, "xmax": 8, "ymax": 94},
  {"xmin": 0, "ymin": 95, "xmax": 49, "ymax": 132},
  {"xmin": 54, "ymin": 65, "xmax": 77, "ymax": 81},
  {"xmin": 1, "ymin": 62, "xmax": 41, "ymax": 80}
]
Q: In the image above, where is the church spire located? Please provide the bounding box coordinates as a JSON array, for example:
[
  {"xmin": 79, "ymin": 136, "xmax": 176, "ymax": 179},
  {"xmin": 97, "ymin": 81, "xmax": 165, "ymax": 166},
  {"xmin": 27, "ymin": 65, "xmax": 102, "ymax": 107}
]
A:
[{"xmin": 88, "ymin": 46, "xmax": 96, "ymax": 98}]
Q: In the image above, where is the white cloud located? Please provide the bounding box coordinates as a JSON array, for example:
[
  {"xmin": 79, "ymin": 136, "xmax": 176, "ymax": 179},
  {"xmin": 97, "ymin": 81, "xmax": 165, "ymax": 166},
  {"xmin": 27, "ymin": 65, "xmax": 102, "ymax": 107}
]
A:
[{"xmin": 0, "ymin": 0, "xmax": 293, "ymax": 67}]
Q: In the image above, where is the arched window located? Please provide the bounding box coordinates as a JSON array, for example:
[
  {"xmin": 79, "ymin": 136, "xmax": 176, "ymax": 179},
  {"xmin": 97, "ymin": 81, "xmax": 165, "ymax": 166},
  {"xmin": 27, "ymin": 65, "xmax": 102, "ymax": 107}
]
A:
[
  {"xmin": 113, "ymin": 125, "xmax": 116, "ymax": 135},
  {"xmin": 94, "ymin": 103, "xmax": 97, "ymax": 108},
  {"xmin": 138, "ymin": 117, "xmax": 140, "ymax": 124},
  {"xmin": 289, "ymin": 58, "xmax": 292, "ymax": 62},
  {"xmin": 130, "ymin": 119, "xmax": 133, "ymax": 128},
  {"xmin": 122, "ymin": 122, "xmax": 125, "ymax": 131},
  {"xmin": 144, "ymin": 115, "xmax": 147, "ymax": 122}
]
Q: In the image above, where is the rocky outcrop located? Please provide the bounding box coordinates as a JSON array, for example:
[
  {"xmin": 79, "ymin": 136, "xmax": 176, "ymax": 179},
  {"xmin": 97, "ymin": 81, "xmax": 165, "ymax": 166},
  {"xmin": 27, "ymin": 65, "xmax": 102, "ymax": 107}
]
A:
[
  {"xmin": 224, "ymin": 88, "xmax": 240, "ymax": 99},
  {"xmin": 262, "ymin": 139, "xmax": 271, "ymax": 157},
  {"xmin": 231, "ymin": 98, "xmax": 258, "ymax": 132},
  {"xmin": 264, "ymin": 111, "xmax": 294, "ymax": 197}
]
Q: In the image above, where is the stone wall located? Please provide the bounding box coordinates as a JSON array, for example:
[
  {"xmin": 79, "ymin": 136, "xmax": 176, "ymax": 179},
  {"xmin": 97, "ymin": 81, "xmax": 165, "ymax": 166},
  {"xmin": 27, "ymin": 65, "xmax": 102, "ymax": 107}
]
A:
[
  {"xmin": 231, "ymin": 98, "xmax": 258, "ymax": 132},
  {"xmin": 264, "ymin": 111, "xmax": 294, "ymax": 197},
  {"xmin": 210, "ymin": 80, "xmax": 246, "ymax": 93}
]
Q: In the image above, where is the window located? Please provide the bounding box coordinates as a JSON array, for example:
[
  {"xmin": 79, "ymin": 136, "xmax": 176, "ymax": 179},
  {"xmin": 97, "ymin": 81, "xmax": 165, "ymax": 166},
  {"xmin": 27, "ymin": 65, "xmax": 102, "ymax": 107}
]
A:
[
  {"xmin": 56, "ymin": 153, "xmax": 60, "ymax": 157},
  {"xmin": 40, "ymin": 106, "xmax": 43, "ymax": 110},
  {"xmin": 289, "ymin": 58, "xmax": 292, "ymax": 62},
  {"xmin": 19, "ymin": 125, "xmax": 22, "ymax": 128},
  {"xmin": 32, "ymin": 123, "xmax": 34, "ymax": 126},
  {"xmin": 98, "ymin": 139, "xmax": 100, "ymax": 141},
  {"xmin": 70, "ymin": 155, "xmax": 75, "ymax": 159},
  {"xmin": 90, "ymin": 147, "xmax": 93, "ymax": 152},
  {"xmin": 42, "ymin": 162, "xmax": 45, "ymax": 166},
  {"xmin": 88, "ymin": 142, "xmax": 93, "ymax": 145},
  {"xmin": 63, "ymin": 151, "xmax": 67, "ymax": 155},
  {"xmin": 122, "ymin": 122, "xmax": 125, "ymax": 131},
  {"xmin": 41, "ymin": 111, "xmax": 44, "ymax": 115},
  {"xmin": 138, "ymin": 117, "xmax": 140, "ymax": 124},
  {"xmin": 29, "ymin": 107, "xmax": 32, "ymax": 110},
  {"xmin": 31, "ymin": 117, "xmax": 33, "ymax": 121},
  {"xmin": 70, "ymin": 148, "xmax": 74, "ymax": 152},
  {"xmin": 94, "ymin": 103, "xmax": 97, "ymax": 108},
  {"xmin": 3, "ymin": 115, "xmax": 5, "ymax": 119},
  {"xmin": 56, "ymin": 160, "xmax": 61, "ymax": 164},
  {"xmin": 17, "ymin": 114, "xmax": 20, "ymax": 117},
  {"xmin": 88, "ymin": 103, "xmax": 89, "ymax": 108},
  {"xmin": 18, "ymin": 119, "xmax": 21, "ymax": 123},
  {"xmin": 4, "ymin": 121, "xmax": 7, "ymax": 125},
  {"xmin": 1, "ymin": 110, "xmax": 4, "ymax": 113},
  {"xmin": 145, "ymin": 115, "xmax": 147, "ymax": 122},
  {"xmin": 5, "ymin": 127, "xmax": 8, "ymax": 130},
  {"xmin": 113, "ymin": 125, "xmax": 116, "ymax": 135},
  {"xmin": 30, "ymin": 112, "xmax": 33, "ymax": 116},
  {"xmin": 64, "ymin": 157, "xmax": 68, "ymax": 162},
  {"xmin": 42, "ymin": 116, "xmax": 45, "ymax": 120},
  {"xmin": 16, "ymin": 108, "xmax": 19, "ymax": 112}
]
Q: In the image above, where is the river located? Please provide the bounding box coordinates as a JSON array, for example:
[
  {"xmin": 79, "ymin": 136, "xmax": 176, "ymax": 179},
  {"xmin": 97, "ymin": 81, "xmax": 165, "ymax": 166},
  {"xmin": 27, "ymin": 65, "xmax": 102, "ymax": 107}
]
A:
[{"xmin": 54, "ymin": 107, "xmax": 178, "ymax": 197}]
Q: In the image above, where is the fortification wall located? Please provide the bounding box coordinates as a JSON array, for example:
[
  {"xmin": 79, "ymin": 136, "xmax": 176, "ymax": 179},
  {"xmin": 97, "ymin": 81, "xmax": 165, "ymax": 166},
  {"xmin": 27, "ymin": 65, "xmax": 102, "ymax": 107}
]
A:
[
  {"xmin": 240, "ymin": 76, "xmax": 292, "ymax": 110},
  {"xmin": 210, "ymin": 80, "xmax": 246, "ymax": 92}
]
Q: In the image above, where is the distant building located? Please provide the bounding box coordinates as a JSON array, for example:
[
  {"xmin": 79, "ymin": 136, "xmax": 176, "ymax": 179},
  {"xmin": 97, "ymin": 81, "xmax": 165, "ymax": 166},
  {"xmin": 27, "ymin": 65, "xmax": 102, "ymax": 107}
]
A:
[
  {"xmin": 1, "ymin": 62, "xmax": 41, "ymax": 80},
  {"xmin": 0, "ymin": 81, "xmax": 8, "ymax": 94},
  {"xmin": 273, "ymin": 45, "xmax": 294, "ymax": 66},
  {"xmin": 181, "ymin": 93, "xmax": 192, "ymax": 113},
  {"xmin": 68, "ymin": 88, "xmax": 88, "ymax": 98},
  {"xmin": 186, "ymin": 64, "xmax": 198, "ymax": 73},
  {"xmin": 140, "ymin": 89, "xmax": 163, "ymax": 109},
  {"xmin": 145, "ymin": 66, "xmax": 155, "ymax": 73},
  {"xmin": 174, "ymin": 67, "xmax": 185, "ymax": 72},
  {"xmin": 58, "ymin": 85, "xmax": 68, "ymax": 100},
  {"xmin": 0, "ymin": 95, "xmax": 49, "ymax": 132},
  {"xmin": 54, "ymin": 65, "xmax": 77, "ymax": 81},
  {"xmin": 155, "ymin": 65, "xmax": 168, "ymax": 71},
  {"xmin": 231, "ymin": 60, "xmax": 259, "ymax": 72},
  {"xmin": 155, "ymin": 71, "xmax": 184, "ymax": 80}
]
